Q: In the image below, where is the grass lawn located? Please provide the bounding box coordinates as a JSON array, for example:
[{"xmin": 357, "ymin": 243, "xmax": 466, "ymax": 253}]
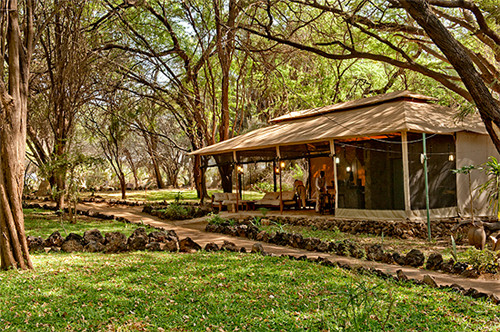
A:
[
  {"xmin": 24, "ymin": 209, "xmax": 157, "ymax": 239},
  {"xmin": 1, "ymin": 209, "xmax": 497, "ymax": 331},
  {"xmin": 81, "ymin": 188, "xmax": 265, "ymax": 203},
  {"xmin": 1, "ymin": 251, "xmax": 499, "ymax": 331}
]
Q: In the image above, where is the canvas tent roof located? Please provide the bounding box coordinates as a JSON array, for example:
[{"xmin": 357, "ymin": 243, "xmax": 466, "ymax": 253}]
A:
[{"xmin": 191, "ymin": 91, "xmax": 486, "ymax": 156}]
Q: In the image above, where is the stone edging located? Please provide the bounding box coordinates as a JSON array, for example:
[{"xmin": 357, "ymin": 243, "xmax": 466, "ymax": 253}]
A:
[{"xmin": 205, "ymin": 222, "xmax": 499, "ymax": 279}]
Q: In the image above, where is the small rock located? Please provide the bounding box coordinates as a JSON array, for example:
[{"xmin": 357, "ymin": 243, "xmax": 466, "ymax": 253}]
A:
[
  {"xmin": 460, "ymin": 269, "xmax": 480, "ymax": 279},
  {"xmin": 251, "ymin": 243, "xmax": 264, "ymax": 254},
  {"xmin": 127, "ymin": 227, "xmax": 149, "ymax": 251},
  {"xmin": 380, "ymin": 252, "xmax": 394, "ymax": 264},
  {"xmin": 240, "ymin": 247, "xmax": 247, "ymax": 253},
  {"xmin": 422, "ymin": 275, "xmax": 438, "ymax": 288},
  {"xmin": 204, "ymin": 242, "xmax": 219, "ymax": 252},
  {"xmin": 489, "ymin": 294, "xmax": 500, "ymax": 305},
  {"xmin": 27, "ymin": 236, "xmax": 44, "ymax": 252},
  {"xmin": 65, "ymin": 233, "xmax": 84, "ymax": 244},
  {"xmin": 403, "ymin": 249, "xmax": 425, "ymax": 267},
  {"xmin": 366, "ymin": 244, "xmax": 384, "ymax": 262},
  {"xmin": 178, "ymin": 237, "xmax": 201, "ymax": 253},
  {"xmin": 426, "ymin": 253, "xmax": 443, "ymax": 271},
  {"xmin": 221, "ymin": 240, "xmax": 238, "ymax": 252},
  {"xmin": 104, "ymin": 232, "xmax": 128, "ymax": 253},
  {"xmin": 440, "ymin": 259, "xmax": 455, "ymax": 273},
  {"xmin": 288, "ymin": 233, "xmax": 303, "ymax": 248},
  {"xmin": 450, "ymin": 283, "xmax": 465, "ymax": 293},
  {"xmin": 44, "ymin": 231, "xmax": 64, "ymax": 247},
  {"xmin": 146, "ymin": 242, "xmax": 162, "ymax": 251},
  {"xmin": 61, "ymin": 239, "xmax": 84, "ymax": 253},
  {"xmin": 162, "ymin": 239, "xmax": 178, "ymax": 252},
  {"xmin": 396, "ymin": 269, "xmax": 408, "ymax": 281},
  {"xmin": 392, "ymin": 252, "xmax": 405, "ymax": 265},
  {"xmin": 84, "ymin": 240, "xmax": 104, "ymax": 253},
  {"xmin": 148, "ymin": 231, "xmax": 168, "ymax": 243},
  {"xmin": 83, "ymin": 229, "xmax": 104, "ymax": 244}
]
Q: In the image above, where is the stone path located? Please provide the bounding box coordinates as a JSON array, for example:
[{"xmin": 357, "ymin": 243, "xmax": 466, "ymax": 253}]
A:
[{"xmin": 70, "ymin": 201, "xmax": 500, "ymax": 297}]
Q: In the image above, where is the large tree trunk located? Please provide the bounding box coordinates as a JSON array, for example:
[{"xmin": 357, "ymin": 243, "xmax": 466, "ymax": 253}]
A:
[
  {"xmin": 400, "ymin": 0, "xmax": 500, "ymax": 153},
  {"xmin": 0, "ymin": 0, "xmax": 34, "ymax": 270},
  {"xmin": 151, "ymin": 157, "xmax": 164, "ymax": 189},
  {"xmin": 193, "ymin": 154, "xmax": 209, "ymax": 201},
  {"xmin": 118, "ymin": 173, "xmax": 126, "ymax": 199}
]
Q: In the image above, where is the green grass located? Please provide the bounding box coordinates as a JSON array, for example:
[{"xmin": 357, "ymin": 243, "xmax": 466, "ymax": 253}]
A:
[
  {"xmin": 1, "ymin": 251, "xmax": 499, "ymax": 331},
  {"xmin": 3, "ymin": 209, "xmax": 497, "ymax": 330},
  {"xmin": 82, "ymin": 189, "xmax": 265, "ymax": 202},
  {"xmin": 24, "ymin": 209, "xmax": 156, "ymax": 239}
]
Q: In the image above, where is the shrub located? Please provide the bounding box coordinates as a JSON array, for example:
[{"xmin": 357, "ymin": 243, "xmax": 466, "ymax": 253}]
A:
[
  {"xmin": 207, "ymin": 213, "xmax": 227, "ymax": 225},
  {"xmin": 161, "ymin": 204, "xmax": 189, "ymax": 220},
  {"xmin": 458, "ymin": 247, "xmax": 499, "ymax": 273}
]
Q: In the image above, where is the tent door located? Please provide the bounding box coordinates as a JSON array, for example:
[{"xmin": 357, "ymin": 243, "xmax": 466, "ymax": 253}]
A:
[{"xmin": 391, "ymin": 158, "xmax": 404, "ymax": 210}]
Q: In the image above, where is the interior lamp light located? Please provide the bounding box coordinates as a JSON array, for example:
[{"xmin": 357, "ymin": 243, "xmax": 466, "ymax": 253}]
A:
[
  {"xmin": 346, "ymin": 166, "xmax": 351, "ymax": 172},
  {"xmin": 335, "ymin": 157, "xmax": 340, "ymax": 164},
  {"xmin": 280, "ymin": 161, "xmax": 286, "ymax": 169},
  {"xmin": 237, "ymin": 165, "xmax": 244, "ymax": 173},
  {"xmin": 448, "ymin": 154, "xmax": 455, "ymax": 162},
  {"xmin": 275, "ymin": 167, "xmax": 280, "ymax": 174}
]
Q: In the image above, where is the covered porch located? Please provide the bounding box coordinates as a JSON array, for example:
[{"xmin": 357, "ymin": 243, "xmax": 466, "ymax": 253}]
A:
[{"xmin": 191, "ymin": 91, "xmax": 490, "ymax": 219}]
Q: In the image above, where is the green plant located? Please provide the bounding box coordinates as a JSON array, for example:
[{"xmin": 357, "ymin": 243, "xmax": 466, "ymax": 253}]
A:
[
  {"xmin": 458, "ymin": 247, "xmax": 499, "ymax": 272},
  {"xmin": 251, "ymin": 216, "xmax": 262, "ymax": 228},
  {"xmin": 162, "ymin": 203, "xmax": 189, "ymax": 220},
  {"xmin": 478, "ymin": 156, "xmax": 500, "ymax": 218},
  {"xmin": 450, "ymin": 235, "xmax": 458, "ymax": 262},
  {"xmin": 174, "ymin": 191, "xmax": 183, "ymax": 204},
  {"xmin": 329, "ymin": 281, "xmax": 395, "ymax": 331},
  {"xmin": 254, "ymin": 181, "xmax": 274, "ymax": 193},
  {"xmin": 206, "ymin": 213, "xmax": 227, "ymax": 225}
]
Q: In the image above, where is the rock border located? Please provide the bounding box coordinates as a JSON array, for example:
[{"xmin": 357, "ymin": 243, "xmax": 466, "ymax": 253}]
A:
[{"xmin": 205, "ymin": 222, "xmax": 499, "ymax": 279}]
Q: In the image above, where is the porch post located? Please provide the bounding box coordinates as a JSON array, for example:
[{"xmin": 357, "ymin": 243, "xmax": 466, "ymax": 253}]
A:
[
  {"xmin": 276, "ymin": 146, "xmax": 283, "ymax": 214},
  {"xmin": 233, "ymin": 151, "xmax": 239, "ymax": 212},
  {"xmin": 330, "ymin": 140, "xmax": 338, "ymax": 213},
  {"xmin": 401, "ymin": 131, "xmax": 412, "ymax": 217}
]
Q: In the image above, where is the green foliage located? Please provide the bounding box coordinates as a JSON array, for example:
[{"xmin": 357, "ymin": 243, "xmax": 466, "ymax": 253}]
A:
[
  {"xmin": 174, "ymin": 191, "xmax": 183, "ymax": 204},
  {"xmin": 478, "ymin": 157, "xmax": 500, "ymax": 217},
  {"xmin": 450, "ymin": 235, "xmax": 458, "ymax": 262},
  {"xmin": 329, "ymin": 282, "xmax": 395, "ymax": 331},
  {"xmin": 206, "ymin": 213, "xmax": 227, "ymax": 225},
  {"xmin": 253, "ymin": 181, "xmax": 274, "ymax": 193},
  {"xmin": 206, "ymin": 213, "xmax": 236, "ymax": 226},
  {"xmin": 23, "ymin": 209, "xmax": 154, "ymax": 238},
  {"xmin": 1, "ymin": 252, "xmax": 498, "ymax": 331},
  {"xmin": 452, "ymin": 165, "xmax": 476, "ymax": 175},
  {"xmin": 160, "ymin": 203, "xmax": 189, "ymax": 220},
  {"xmin": 458, "ymin": 247, "xmax": 499, "ymax": 273}
]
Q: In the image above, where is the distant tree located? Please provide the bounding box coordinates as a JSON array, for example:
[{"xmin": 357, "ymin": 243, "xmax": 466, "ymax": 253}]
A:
[{"xmin": 28, "ymin": 0, "xmax": 102, "ymax": 209}]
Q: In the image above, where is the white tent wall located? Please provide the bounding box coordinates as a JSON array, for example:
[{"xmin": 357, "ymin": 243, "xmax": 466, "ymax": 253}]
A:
[{"xmin": 456, "ymin": 132, "xmax": 500, "ymax": 217}]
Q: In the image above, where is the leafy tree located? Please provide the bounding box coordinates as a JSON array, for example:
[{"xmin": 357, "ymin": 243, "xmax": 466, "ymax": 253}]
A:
[{"xmin": 242, "ymin": 0, "xmax": 500, "ymax": 150}]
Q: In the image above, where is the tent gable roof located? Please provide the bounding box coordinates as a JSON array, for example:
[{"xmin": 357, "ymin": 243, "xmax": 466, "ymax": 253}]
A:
[
  {"xmin": 190, "ymin": 91, "xmax": 486, "ymax": 156},
  {"xmin": 270, "ymin": 90, "xmax": 437, "ymax": 123}
]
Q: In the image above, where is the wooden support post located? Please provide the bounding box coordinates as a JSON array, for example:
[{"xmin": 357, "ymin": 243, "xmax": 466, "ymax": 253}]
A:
[
  {"xmin": 276, "ymin": 146, "xmax": 283, "ymax": 213},
  {"xmin": 330, "ymin": 140, "xmax": 338, "ymax": 213},
  {"xmin": 233, "ymin": 151, "xmax": 239, "ymax": 212},
  {"xmin": 401, "ymin": 131, "xmax": 412, "ymax": 217}
]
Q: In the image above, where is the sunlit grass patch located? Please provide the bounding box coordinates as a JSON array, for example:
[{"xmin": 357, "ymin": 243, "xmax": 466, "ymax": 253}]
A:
[{"xmin": 1, "ymin": 251, "xmax": 498, "ymax": 331}]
